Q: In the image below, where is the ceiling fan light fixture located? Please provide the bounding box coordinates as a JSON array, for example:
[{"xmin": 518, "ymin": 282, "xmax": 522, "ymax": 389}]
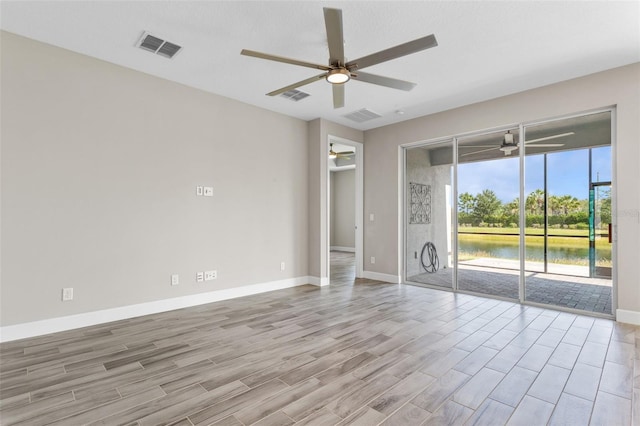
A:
[{"xmin": 326, "ymin": 68, "xmax": 350, "ymax": 84}]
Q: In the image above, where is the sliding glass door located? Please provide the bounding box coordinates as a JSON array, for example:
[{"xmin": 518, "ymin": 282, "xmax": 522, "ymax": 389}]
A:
[
  {"xmin": 523, "ymin": 111, "xmax": 613, "ymax": 315},
  {"xmin": 405, "ymin": 141, "xmax": 454, "ymax": 289},
  {"xmin": 404, "ymin": 109, "xmax": 614, "ymax": 317},
  {"xmin": 456, "ymin": 128, "xmax": 521, "ymax": 299}
]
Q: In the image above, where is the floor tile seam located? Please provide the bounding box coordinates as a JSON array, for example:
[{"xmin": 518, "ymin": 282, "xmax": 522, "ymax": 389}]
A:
[
  {"xmin": 367, "ymin": 375, "xmax": 436, "ymax": 420},
  {"xmin": 562, "ymin": 362, "xmax": 604, "ymax": 403}
]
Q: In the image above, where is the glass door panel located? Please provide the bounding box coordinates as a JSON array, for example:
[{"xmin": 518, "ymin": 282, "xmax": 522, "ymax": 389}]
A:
[
  {"xmin": 405, "ymin": 141, "xmax": 454, "ymax": 289},
  {"xmin": 524, "ymin": 111, "xmax": 612, "ymax": 315},
  {"xmin": 456, "ymin": 128, "xmax": 520, "ymax": 299},
  {"xmin": 593, "ymin": 184, "xmax": 612, "ymax": 278}
]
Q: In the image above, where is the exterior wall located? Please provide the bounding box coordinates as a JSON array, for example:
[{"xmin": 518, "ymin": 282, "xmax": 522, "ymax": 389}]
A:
[{"xmin": 405, "ymin": 148, "xmax": 452, "ymax": 277}]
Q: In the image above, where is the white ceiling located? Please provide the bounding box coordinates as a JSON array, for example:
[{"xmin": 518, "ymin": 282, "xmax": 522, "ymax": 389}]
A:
[{"xmin": 1, "ymin": 1, "xmax": 639, "ymax": 131}]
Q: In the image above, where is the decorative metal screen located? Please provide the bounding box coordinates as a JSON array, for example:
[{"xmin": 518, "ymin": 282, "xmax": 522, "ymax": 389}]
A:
[{"xmin": 409, "ymin": 182, "xmax": 431, "ymax": 224}]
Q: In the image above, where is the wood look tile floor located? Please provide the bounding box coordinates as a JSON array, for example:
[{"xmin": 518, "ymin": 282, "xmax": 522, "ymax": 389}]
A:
[{"xmin": 1, "ymin": 251, "xmax": 637, "ymax": 425}]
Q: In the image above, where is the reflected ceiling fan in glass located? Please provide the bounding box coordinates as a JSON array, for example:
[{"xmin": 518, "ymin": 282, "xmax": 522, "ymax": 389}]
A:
[{"xmin": 460, "ymin": 131, "xmax": 574, "ymax": 157}]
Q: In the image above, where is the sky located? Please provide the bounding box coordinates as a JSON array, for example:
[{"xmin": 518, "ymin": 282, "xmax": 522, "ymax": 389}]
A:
[{"xmin": 457, "ymin": 146, "xmax": 611, "ymax": 203}]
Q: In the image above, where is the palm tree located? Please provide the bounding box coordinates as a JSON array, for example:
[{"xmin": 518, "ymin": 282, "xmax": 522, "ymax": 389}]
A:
[{"xmin": 526, "ymin": 189, "xmax": 545, "ymax": 215}]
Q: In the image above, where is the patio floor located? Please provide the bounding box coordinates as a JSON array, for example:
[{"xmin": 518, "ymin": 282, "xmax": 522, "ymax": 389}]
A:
[{"xmin": 408, "ymin": 258, "xmax": 612, "ymax": 315}]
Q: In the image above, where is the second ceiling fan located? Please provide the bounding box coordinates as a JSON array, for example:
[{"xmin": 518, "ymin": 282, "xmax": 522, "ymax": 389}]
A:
[{"xmin": 241, "ymin": 8, "xmax": 438, "ymax": 109}]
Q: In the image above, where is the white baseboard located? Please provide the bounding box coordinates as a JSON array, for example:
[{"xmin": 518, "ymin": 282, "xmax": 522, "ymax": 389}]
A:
[
  {"xmin": 330, "ymin": 246, "xmax": 355, "ymax": 253},
  {"xmin": 616, "ymin": 309, "xmax": 640, "ymax": 325},
  {"xmin": 308, "ymin": 276, "xmax": 329, "ymax": 287},
  {"xmin": 0, "ymin": 276, "xmax": 315, "ymax": 343},
  {"xmin": 362, "ymin": 271, "xmax": 401, "ymax": 284}
]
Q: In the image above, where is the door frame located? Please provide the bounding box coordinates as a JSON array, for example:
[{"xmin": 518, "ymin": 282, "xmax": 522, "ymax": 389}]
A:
[
  {"xmin": 326, "ymin": 135, "xmax": 364, "ymax": 282},
  {"xmin": 398, "ymin": 106, "xmax": 617, "ymax": 319}
]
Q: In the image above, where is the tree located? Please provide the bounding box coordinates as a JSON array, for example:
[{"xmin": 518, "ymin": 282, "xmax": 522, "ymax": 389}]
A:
[
  {"xmin": 548, "ymin": 195, "xmax": 561, "ymax": 215},
  {"xmin": 458, "ymin": 192, "xmax": 476, "ymax": 214},
  {"xmin": 505, "ymin": 198, "xmax": 519, "ymax": 215},
  {"xmin": 472, "ymin": 189, "xmax": 502, "ymax": 221},
  {"xmin": 526, "ymin": 189, "xmax": 545, "ymax": 215}
]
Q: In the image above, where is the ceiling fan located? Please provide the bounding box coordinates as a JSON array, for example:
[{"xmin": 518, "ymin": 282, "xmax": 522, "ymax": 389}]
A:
[
  {"xmin": 240, "ymin": 8, "xmax": 438, "ymax": 109},
  {"xmin": 329, "ymin": 143, "xmax": 354, "ymax": 159},
  {"xmin": 460, "ymin": 131, "xmax": 574, "ymax": 157}
]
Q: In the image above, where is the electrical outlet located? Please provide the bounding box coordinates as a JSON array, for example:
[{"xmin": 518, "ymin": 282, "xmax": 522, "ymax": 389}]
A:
[
  {"xmin": 370, "ymin": 256, "xmax": 376, "ymax": 264},
  {"xmin": 171, "ymin": 274, "xmax": 179, "ymax": 286},
  {"xmin": 203, "ymin": 187, "xmax": 213, "ymax": 197},
  {"xmin": 280, "ymin": 262, "xmax": 285, "ymax": 271},
  {"xmin": 196, "ymin": 272, "xmax": 204, "ymax": 282},
  {"xmin": 196, "ymin": 186, "xmax": 203, "ymax": 196},
  {"xmin": 205, "ymin": 270, "xmax": 217, "ymax": 281},
  {"xmin": 62, "ymin": 287, "xmax": 74, "ymax": 301}
]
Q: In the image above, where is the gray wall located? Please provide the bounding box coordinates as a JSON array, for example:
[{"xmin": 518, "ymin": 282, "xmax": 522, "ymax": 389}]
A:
[
  {"xmin": 1, "ymin": 32, "xmax": 309, "ymax": 326},
  {"xmin": 405, "ymin": 148, "xmax": 452, "ymax": 278},
  {"xmin": 364, "ymin": 63, "xmax": 640, "ymax": 314},
  {"xmin": 330, "ymin": 169, "xmax": 355, "ymax": 249}
]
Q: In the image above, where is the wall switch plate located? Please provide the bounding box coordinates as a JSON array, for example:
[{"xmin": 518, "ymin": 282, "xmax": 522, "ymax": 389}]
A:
[
  {"xmin": 171, "ymin": 274, "xmax": 179, "ymax": 286},
  {"xmin": 203, "ymin": 187, "xmax": 213, "ymax": 197},
  {"xmin": 369, "ymin": 213, "xmax": 375, "ymax": 221},
  {"xmin": 196, "ymin": 186, "xmax": 203, "ymax": 196},
  {"xmin": 370, "ymin": 256, "xmax": 376, "ymax": 264},
  {"xmin": 62, "ymin": 288, "xmax": 73, "ymax": 301},
  {"xmin": 196, "ymin": 272, "xmax": 204, "ymax": 282},
  {"xmin": 205, "ymin": 270, "xmax": 217, "ymax": 281},
  {"xmin": 280, "ymin": 262, "xmax": 285, "ymax": 271}
]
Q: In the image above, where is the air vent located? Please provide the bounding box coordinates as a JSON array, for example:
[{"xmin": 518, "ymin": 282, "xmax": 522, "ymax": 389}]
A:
[
  {"xmin": 343, "ymin": 108, "xmax": 382, "ymax": 123},
  {"xmin": 136, "ymin": 32, "xmax": 182, "ymax": 59},
  {"xmin": 280, "ymin": 89, "xmax": 310, "ymax": 102}
]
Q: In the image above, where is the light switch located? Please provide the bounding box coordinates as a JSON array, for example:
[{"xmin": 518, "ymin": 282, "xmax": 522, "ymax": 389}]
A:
[
  {"xmin": 196, "ymin": 186, "xmax": 203, "ymax": 196},
  {"xmin": 204, "ymin": 187, "xmax": 213, "ymax": 197},
  {"xmin": 369, "ymin": 213, "xmax": 375, "ymax": 221}
]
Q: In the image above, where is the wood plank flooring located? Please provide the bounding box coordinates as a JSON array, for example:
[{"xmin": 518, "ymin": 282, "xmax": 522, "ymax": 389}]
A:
[{"xmin": 0, "ymin": 251, "xmax": 638, "ymax": 425}]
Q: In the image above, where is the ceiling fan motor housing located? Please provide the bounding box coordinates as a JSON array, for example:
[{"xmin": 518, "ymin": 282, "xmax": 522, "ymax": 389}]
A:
[{"xmin": 326, "ymin": 68, "xmax": 350, "ymax": 84}]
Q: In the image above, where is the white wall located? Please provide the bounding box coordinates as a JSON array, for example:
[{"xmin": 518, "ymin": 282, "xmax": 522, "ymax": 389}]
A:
[
  {"xmin": 330, "ymin": 169, "xmax": 355, "ymax": 250},
  {"xmin": 0, "ymin": 32, "xmax": 310, "ymax": 328},
  {"xmin": 405, "ymin": 148, "xmax": 452, "ymax": 277},
  {"xmin": 364, "ymin": 63, "xmax": 640, "ymax": 320}
]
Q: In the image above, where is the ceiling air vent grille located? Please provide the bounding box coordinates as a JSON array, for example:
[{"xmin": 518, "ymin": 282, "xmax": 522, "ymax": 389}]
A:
[
  {"xmin": 343, "ymin": 108, "xmax": 382, "ymax": 123},
  {"xmin": 280, "ymin": 89, "xmax": 310, "ymax": 102},
  {"xmin": 137, "ymin": 32, "xmax": 182, "ymax": 59}
]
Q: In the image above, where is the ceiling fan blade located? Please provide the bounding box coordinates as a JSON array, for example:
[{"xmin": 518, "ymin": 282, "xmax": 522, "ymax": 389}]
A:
[
  {"xmin": 324, "ymin": 8, "xmax": 345, "ymax": 66},
  {"xmin": 524, "ymin": 132, "xmax": 574, "ymax": 144},
  {"xmin": 333, "ymin": 83, "xmax": 345, "ymax": 109},
  {"xmin": 351, "ymin": 71, "xmax": 416, "ymax": 91},
  {"xmin": 337, "ymin": 151, "xmax": 355, "ymax": 156},
  {"xmin": 524, "ymin": 143, "xmax": 564, "ymax": 148},
  {"xmin": 458, "ymin": 145, "xmax": 500, "ymax": 148},
  {"xmin": 266, "ymin": 74, "xmax": 326, "ymax": 96},
  {"xmin": 346, "ymin": 34, "xmax": 437, "ymax": 71},
  {"xmin": 241, "ymin": 49, "xmax": 331, "ymax": 71},
  {"xmin": 460, "ymin": 146, "xmax": 500, "ymax": 157}
]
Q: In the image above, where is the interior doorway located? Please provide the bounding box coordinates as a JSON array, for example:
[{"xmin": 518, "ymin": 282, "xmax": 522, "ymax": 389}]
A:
[{"xmin": 327, "ymin": 136, "xmax": 363, "ymax": 284}]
